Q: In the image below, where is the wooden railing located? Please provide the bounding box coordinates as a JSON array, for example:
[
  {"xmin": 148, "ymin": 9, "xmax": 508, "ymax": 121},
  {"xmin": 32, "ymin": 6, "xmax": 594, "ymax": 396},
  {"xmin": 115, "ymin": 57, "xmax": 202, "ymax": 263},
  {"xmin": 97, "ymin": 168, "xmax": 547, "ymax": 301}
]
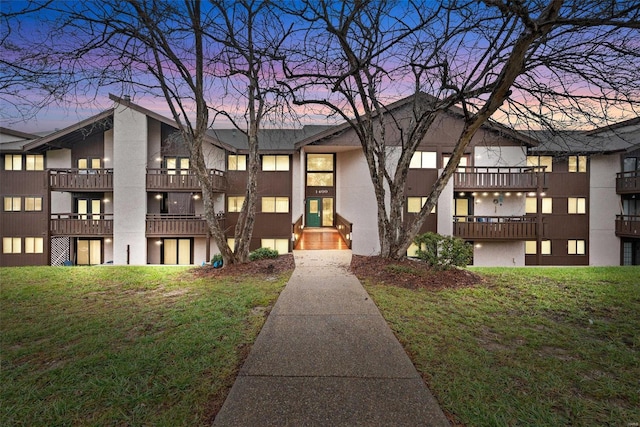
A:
[
  {"xmin": 615, "ymin": 215, "xmax": 640, "ymax": 237},
  {"xmin": 146, "ymin": 213, "xmax": 224, "ymax": 236},
  {"xmin": 50, "ymin": 213, "xmax": 113, "ymax": 236},
  {"xmin": 454, "ymin": 167, "xmax": 546, "ymax": 190},
  {"xmin": 50, "ymin": 169, "xmax": 113, "ymax": 190},
  {"xmin": 453, "ymin": 215, "xmax": 538, "ymax": 240},
  {"xmin": 146, "ymin": 168, "xmax": 227, "ymax": 191},
  {"xmin": 292, "ymin": 215, "xmax": 303, "ymax": 249},
  {"xmin": 336, "ymin": 213, "xmax": 353, "ymax": 249},
  {"xmin": 616, "ymin": 171, "xmax": 640, "ymax": 194}
]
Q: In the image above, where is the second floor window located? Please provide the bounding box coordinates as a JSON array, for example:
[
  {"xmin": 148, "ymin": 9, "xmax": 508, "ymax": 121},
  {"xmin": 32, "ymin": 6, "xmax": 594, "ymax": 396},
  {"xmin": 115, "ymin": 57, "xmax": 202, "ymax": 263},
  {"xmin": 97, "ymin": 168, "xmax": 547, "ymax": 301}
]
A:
[
  {"xmin": 3, "ymin": 197, "xmax": 21, "ymax": 211},
  {"xmin": 568, "ymin": 197, "xmax": 586, "ymax": 214},
  {"xmin": 525, "ymin": 197, "xmax": 552, "ymax": 214},
  {"xmin": 410, "ymin": 151, "xmax": 437, "ymax": 169},
  {"xmin": 78, "ymin": 158, "xmax": 101, "ymax": 171},
  {"xmin": 2, "ymin": 237, "xmax": 21, "ymax": 254},
  {"xmin": 25, "ymin": 197, "xmax": 43, "ymax": 211},
  {"xmin": 568, "ymin": 239, "xmax": 586, "ymax": 255},
  {"xmin": 262, "ymin": 197, "xmax": 289, "ymax": 213},
  {"xmin": 228, "ymin": 196, "xmax": 245, "ymax": 212},
  {"xmin": 166, "ymin": 157, "xmax": 189, "ymax": 175},
  {"xmin": 407, "ymin": 197, "xmax": 436, "ymax": 214},
  {"xmin": 527, "ymin": 155, "xmax": 553, "ymax": 172}
]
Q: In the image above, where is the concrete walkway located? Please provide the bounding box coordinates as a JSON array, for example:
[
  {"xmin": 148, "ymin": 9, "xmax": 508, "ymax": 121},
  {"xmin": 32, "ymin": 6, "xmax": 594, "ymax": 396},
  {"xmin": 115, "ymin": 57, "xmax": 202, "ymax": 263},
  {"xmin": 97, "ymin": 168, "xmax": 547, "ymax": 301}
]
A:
[{"xmin": 213, "ymin": 250, "xmax": 449, "ymax": 426}]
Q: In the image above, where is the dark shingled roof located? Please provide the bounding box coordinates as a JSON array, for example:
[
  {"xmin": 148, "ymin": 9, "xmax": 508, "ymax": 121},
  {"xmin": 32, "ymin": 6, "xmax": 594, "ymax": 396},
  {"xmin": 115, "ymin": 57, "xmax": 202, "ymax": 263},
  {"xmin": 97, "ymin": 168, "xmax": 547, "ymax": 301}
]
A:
[
  {"xmin": 208, "ymin": 125, "xmax": 333, "ymax": 153},
  {"xmin": 527, "ymin": 121, "xmax": 640, "ymax": 154}
]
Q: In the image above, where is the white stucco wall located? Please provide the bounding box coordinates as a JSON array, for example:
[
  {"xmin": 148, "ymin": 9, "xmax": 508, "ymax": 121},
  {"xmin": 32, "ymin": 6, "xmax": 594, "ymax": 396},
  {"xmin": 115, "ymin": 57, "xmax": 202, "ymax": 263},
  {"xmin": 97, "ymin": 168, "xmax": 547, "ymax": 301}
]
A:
[
  {"xmin": 292, "ymin": 151, "xmax": 304, "ymax": 222},
  {"xmin": 474, "ymin": 146, "xmax": 526, "ymax": 167},
  {"xmin": 47, "ymin": 150, "xmax": 73, "ymax": 214},
  {"xmin": 473, "ymin": 192, "xmax": 526, "ymax": 217},
  {"xmin": 203, "ymin": 143, "xmax": 226, "ymax": 171},
  {"xmin": 437, "ymin": 171, "xmax": 454, "ymax": 237},
  {"xmin": 336, "ymin": 148, "xmax": 380, "ymax": 255},
  {"xmin": 113, "ymin": 104, "xmax": 148, "ymax": 265},
  {"xmin": 589, "ymin": 154, "xmax": 620, "ymax": 265},
  {"xmin": 472, "ymin": 241, "xmax": 524, "ymax": 266},
  {"xmin": 104, "ymin": 129, "xmax": 114, "ymax": 168}
]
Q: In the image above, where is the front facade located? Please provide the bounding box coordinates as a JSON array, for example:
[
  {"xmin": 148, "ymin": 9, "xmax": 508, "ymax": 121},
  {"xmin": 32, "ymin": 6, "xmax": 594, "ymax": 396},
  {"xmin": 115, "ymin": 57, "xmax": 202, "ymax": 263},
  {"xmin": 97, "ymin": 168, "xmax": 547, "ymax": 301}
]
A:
[{"xmin": 1, "ymin": 96, "xmax": 638, "ymax": 267}]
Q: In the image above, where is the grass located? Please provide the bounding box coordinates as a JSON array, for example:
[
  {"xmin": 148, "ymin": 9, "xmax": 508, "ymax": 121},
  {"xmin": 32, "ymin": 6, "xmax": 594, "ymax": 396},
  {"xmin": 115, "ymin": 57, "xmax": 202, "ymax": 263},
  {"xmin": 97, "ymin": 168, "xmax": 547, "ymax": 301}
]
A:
[
  {"xmin": 362, "ymin": 266, "xmax": 640, "ymax": 426},
  {"xmin": 0, "ymin": 265, "xmax": 289, "ymax": 426}
]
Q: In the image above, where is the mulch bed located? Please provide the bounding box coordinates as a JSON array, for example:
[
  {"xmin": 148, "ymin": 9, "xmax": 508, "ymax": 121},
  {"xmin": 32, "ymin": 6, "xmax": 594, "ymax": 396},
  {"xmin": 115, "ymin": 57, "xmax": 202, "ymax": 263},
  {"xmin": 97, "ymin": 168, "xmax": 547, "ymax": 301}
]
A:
[
  {"xmin": 193, "ymin": 254, "xmax": 295, "ymax": 278},
  {"xmin": 350, "ymin": 255, "xmax": 483, "ymax": 290}
]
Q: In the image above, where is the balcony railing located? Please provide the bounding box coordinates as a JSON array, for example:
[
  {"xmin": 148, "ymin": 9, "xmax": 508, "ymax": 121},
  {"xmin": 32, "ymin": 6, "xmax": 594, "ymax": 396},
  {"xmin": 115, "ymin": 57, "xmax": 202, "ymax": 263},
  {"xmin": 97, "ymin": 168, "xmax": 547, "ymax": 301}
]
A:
[
  {"xmin": 615, "ymin": 215, "xmax": 640, "ymax": 238},
  {"xmin": 146, "ymin": 169, "xmax": 227, "ymax": 192},
  {"xmin": 146, "ymin": 213, "xmax": 224, "ymax": 236},
  {"xmin": 50, "ymin": 213, "xmax": 113, "ymax": 236},
  {"xmin": 50, "ymin": 169, "xmax": 113, "ymax": 191},
  {"xmin": 616, "ymin": 171, "xmax": 640, "ymax": 194},
  {"xmin": 453, "ymin": 215, "xmax": 538, "ymax": 240},
  {"xmin": 453, "ymin": 167, "xmax": 546, "ymax": 191},
  {"xmin": 336, "ymin": 213, "xmax": 353, "ymax": 249}
]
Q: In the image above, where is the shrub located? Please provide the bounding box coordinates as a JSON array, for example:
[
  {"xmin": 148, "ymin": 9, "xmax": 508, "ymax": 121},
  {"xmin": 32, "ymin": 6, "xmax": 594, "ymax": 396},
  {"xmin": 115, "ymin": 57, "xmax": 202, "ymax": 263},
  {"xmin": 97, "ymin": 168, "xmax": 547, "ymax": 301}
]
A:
[
  {"xmin": 413, "ymin": 232, "xmax": 472, "ymax": 270},
  {"xmin": 249, "ymin": 247, "xmax": 279, "ymax": 261}
]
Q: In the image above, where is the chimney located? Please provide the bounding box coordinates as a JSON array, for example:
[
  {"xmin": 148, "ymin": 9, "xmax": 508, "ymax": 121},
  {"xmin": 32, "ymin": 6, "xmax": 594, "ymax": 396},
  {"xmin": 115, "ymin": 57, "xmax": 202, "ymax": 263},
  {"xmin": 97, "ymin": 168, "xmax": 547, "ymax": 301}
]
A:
[{"xmin": 123, "ymin": 94, "xmax": 131, "ymax": 102}]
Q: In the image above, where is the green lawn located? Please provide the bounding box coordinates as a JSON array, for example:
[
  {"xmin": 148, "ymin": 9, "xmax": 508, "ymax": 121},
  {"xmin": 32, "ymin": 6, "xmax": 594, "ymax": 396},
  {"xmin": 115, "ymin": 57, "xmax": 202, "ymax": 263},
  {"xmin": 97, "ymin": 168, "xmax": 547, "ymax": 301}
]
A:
[
  {"xmin": 363, "ymin": 267, "xmax": 640, "ymax": 426},
  {"xmin": 0, "ymin": 266, "xmax": 289, "ymax": 426}
]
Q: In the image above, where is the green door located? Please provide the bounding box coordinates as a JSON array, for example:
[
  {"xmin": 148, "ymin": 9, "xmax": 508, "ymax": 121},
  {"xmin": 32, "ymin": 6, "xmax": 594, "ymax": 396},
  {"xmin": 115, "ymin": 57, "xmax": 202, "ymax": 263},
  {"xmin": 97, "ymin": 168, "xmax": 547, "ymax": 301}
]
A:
[{"xmin": 306, "ymin": 197, "xmax": 322, "ymax": 227}]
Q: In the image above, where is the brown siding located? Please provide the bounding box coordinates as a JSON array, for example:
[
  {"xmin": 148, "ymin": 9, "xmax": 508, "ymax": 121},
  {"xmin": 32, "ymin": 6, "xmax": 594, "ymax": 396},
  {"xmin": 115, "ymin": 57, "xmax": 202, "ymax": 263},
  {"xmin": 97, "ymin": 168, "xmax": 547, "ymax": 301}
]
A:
[
  {"xmin": 0, "ymin": 170, "xmax": 50, "ymax": 266},
  {"xmin": 71, "ymin": 133, "xmax": 104, "ymax": 166}
]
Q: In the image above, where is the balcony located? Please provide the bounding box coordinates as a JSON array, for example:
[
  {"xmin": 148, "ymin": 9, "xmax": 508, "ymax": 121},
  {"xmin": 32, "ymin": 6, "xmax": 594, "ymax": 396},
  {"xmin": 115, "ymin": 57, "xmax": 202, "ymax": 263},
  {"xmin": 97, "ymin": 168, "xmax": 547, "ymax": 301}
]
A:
[
  {"xmin": 50, "ymin": 213, "xmax": 113, "ymax": 236},
  {"xmin": 616, "ymin": 171, "xmax": 640, "ymax": 194},
  {"xmin": 454, "ymin": 167, "xmax": 546, "ymax": 191},
  {"xmin": 453, "ymin": 216, "xmax": 538, "ymax": 240},
  {"xmin": 146, "ymin": 213, "xmax": 225, "ymax": 237},
  {"xmin": 146, "ymin": 169, "xmax": 228, "ymax": 192},
  {"xmin": 50, "ymin": 169, "xmax": 113, "ymax": 191},
  {"xmin": 615, "ymin": 215, "xmax": 640, "ymax": 238}
]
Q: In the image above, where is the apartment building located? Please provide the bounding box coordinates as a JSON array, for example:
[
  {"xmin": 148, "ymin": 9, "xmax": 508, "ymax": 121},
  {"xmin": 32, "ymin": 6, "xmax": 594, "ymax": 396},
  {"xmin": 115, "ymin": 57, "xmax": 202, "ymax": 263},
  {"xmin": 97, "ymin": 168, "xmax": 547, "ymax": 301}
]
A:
[{"xmin": 1, "ymin": 95, "xmax": 638, "ymax": 267}]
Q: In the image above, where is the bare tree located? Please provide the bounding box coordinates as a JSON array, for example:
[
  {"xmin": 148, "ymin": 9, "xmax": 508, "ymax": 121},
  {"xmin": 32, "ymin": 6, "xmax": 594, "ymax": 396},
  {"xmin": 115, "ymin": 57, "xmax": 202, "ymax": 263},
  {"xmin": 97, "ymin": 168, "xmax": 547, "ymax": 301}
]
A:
[
  {"xmin": 282, "ymin": 0, "xmax": 640, "ymax": 259},
  {"xmin": 1, "ymin": 0, "xmax": 292, "ymax": 264}
]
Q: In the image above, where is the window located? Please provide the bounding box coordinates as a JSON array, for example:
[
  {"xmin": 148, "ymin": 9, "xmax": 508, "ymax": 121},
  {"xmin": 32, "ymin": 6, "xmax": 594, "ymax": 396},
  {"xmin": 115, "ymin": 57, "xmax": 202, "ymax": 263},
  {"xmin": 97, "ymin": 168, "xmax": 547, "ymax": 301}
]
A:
[
  {"xmin": 443, "ymin": 155, "xmax": 469, "ymax": 171},
  {"xmin": 623, "ymin": 157, "xmax": 639, "ymax": 172},
  {"xmin": 568, "ymin": 239, "xmax": 586, "ymax": 255},
  {"xmin": 25, "ymin": 197, "xmax": 43, "ymax": 211},
  {"xmin": 306, "ymin": 173, "xmax": 334, "ymax": 186},
  {"xmin": 25, "ymin": 237, "xmax": 44, "ymax": 254},
  {"xmin": 307, "ymin": 154, "xmax": 333, "ymax": 171},
  {"xmin": 3, "ymin": 237, "xmax": 21, "ymax": 254},
  {"xmin": 4, "ymin": 197, "xmax": 21, "ymax": 211},
  {"xmin": 262, "ymin": 197, "xmax": 289, "ymax": 213},
  {"xmin": 525, "ymin": 240, "xmax": 552, "ymax": 255},
  {"xmin": 227, "ymin": 238, "xmax": 235, "ymax": 251},
  {"xmin": 568, "ymin": 197, "xmax": 586, "ymax": 214},
  {"xmin": 77, "ymin": 239, "xmax": 101, "ymax": 265},
  {"xmin": 262, "ymin": 155, "xmax": 289, "ymax": 171},
  {"xmin": 166, "ymin": 157, "xmax": 189, "ymax": 175},
  {"xmin": 527, "ymin": 155, "xmax": 553, "ymax": 172},
  {"xmin": 26, "ymin": 154, "xmax": 44, "ymax": 171},
  {"xmin": 4, "ymin": 154, "xmax": 22, "ymax": 170},
  {"xmin": 568, "ymin": 156, "xmax": 587, "ymax": 173},
  {"xmin": 410, "ymin": 151, "xmax": 437, "ymax": 169},
  {"xmin": 228, "ymin": 154, "xmax": 247, "ymax": 171},
  {"xmin": 525, "ymin": 197, "xmax": 552, "ymax": 214},
  {"xmin": 78, "ymin": 158, "xmax": 101, "ymax": 170},
  {"xmin": 261, "ymin": 238, "xmax": 289, "ymax": 254},
  {"xmin": 407, "ymin": 197, "xmax": 436, "ymax": 214},
  {"xmin": 163, "ymin": 238, "xmax": 191, "ymax": 265},
  {"xmin": 525, "ymin": 241, "xmax": 537, "ymax": 255},
  {"xmin": 228, "ymin": 196, "xmax": 245, "ymax": 212}
]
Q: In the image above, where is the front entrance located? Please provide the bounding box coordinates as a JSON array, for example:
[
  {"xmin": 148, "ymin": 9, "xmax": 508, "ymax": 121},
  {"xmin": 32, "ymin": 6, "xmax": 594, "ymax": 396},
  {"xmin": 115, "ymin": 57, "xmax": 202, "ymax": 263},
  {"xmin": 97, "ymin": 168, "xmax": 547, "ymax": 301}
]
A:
[{"xmin": 306, "ymin": 197, "xmax": 334, "ymax": 227}]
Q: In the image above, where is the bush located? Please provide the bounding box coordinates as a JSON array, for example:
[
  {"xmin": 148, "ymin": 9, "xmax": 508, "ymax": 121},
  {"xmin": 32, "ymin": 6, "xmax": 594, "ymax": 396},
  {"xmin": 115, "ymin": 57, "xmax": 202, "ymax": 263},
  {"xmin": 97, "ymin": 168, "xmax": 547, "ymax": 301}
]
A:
[
  {"xmin": 249, "ymin": 247, "xmax": 279, "ymax": 261},
  {"xmin": 413, "ymin": 232, "xmax": 472, "ymax": 270}
]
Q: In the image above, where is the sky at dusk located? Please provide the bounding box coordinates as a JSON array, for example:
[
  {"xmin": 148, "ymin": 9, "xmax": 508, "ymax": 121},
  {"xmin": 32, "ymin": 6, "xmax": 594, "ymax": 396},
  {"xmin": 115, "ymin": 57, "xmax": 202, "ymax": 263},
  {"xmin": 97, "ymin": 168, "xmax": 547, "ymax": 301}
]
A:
[{"xmin": 1, "ymin": 1, "xmax": 638, "ymax": 135}]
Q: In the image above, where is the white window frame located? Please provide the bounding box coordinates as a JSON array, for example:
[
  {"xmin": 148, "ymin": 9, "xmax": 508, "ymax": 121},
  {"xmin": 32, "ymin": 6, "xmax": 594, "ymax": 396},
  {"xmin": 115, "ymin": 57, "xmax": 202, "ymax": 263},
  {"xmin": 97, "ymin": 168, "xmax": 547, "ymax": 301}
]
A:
[{"xmin": 410, "ymin": 151, "xmax": 437, "ymax": 169}]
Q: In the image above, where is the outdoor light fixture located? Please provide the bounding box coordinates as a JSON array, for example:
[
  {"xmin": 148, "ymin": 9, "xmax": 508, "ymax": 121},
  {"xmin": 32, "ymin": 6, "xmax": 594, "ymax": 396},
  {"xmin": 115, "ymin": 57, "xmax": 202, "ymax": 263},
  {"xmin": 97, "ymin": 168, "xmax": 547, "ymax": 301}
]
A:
[
  {"xmin": 103, "ymin": 198, "xmax": 110, "ymax": 203},
  {"xmin": 505, "ymin": 192, "xmax": 511, "ymax": 196},
  {"xmin": 482, "ymin": 192, "xmax": 488, "ymax": 196},
  {"xmin": 540, "ymin": 192, "xmax": 546, "ymax": 197},
  {"xmin": 155, "ymin": 194, "xmax": 162, "ymax": 200},
  {"xmin": 528, "ymin": 192, "xmax": 536, "ymax": 197},
  {"xmin": 516, "ymin": 192, "xmax": 523, "ymax": 196},
  {"xmin": 494, "ymin": 192, "xmax": 500, "ymax": 196},
  {"xmin": 459, "ymin": 192, "xmax": 465, "ymax": 196}
]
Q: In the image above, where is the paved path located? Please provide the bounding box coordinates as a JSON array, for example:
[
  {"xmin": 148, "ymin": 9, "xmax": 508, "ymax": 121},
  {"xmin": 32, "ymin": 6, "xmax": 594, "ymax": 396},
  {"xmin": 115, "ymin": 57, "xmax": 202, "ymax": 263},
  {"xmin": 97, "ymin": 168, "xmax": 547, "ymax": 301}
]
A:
[{"xmin": 213, "ymin": 250, "xmax": 449, "ymax": 426}]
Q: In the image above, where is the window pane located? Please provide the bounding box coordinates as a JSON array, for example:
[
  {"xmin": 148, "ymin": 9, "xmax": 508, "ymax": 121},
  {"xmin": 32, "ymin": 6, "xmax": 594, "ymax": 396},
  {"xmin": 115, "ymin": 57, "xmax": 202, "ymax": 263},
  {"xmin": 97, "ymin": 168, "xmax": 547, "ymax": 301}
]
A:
[
  {"xmin": 91, "ymin": 158, "xmax": 101, "ymax": 169},
  {"xmin": 261, "ymin": 239, "xmax": 276, "ymax": 251},
  {"xmin": 322, "ymin": 198, "xmax": 333, "ymax": 226},
  {"xmin": 276, "ymin": 155, "xmax": 289, "ymax": 171},
  {"xmin": 525, "ymin": 197, "xmax": 537, "ymax": 214},
  {"xmin": 164, "ymin": 239, "xmax": 177, "ymax": 264},
  {"xmin": 77, "ymin": 240, "xmax": 89, "ymax": 264},
  {"xmin": 539, "ymin": 156, "xmax": 553, "ymax": 172},
  {"xmin": 307, "ymin": 154, "xmax": 333, "ymax": 171},
  {"xmin": 227, "ymin": 238, "xmax": 235, "ymax": 251},
  {"xmin": 542, "ymin": 198, "xmax": 552, "ymax": 214},
  {"xmin": 262, "ymin": 155, "xmax": 276, "ymax": 171},
  {"xmin": 35, "ymin": 237, "xmax": 44, "ymax": 253},
  {"xmin": 407, "ymin": 197, "xmax": 422, "ymax": 213},
  {"xmin": 228, "ymin": 155, "xmax": 246, "ymax": 171},
  {"xmin": 407, "ymin": 242, "xmax": 420, "ymax": 257},
  {"xmin": 178, "ymin": 239, "xmax": 190, "ymax": 265},
  {"xmin": 526, "ymin": 156, "xmax": 538, "ymax": 167},
  {"xmin": 228, "ymin": 155, "xmax": 237, "ymax": 170},
  {"xmin": 577, "ymin": 198, "xmax": 586, "ymax": 213},
  {"xmin": 237, "ymin": 155, "xmax": 246, "ymax": 170},
  {"xmin": 409, "ymin": 152, "xmax": 422, "ymax": 169},
  {"xmin": 578, "ymin": 156, "xmax": 587, "ymax": 172},
  {"xmin": 541, "ymin": 240, "xmax": 551, "ymax": 255},
  {"xmin": 276, "ymin": 197, "xmax": 289, "ymax": 213},
  {"xmin": 180, "ymin": 158, "xmax": 189, "ymax": 169},
  {"xmin": 229, "ymin": 196, "xmax": 245, "ymax": 212},
  {"xmin": 275, "ymin": 239, "xmax": 288, "ymax": 254},
  {"xmin": 262, "ymin": 197, "xmax": 275, "ymax": 213},
  {"xmin": 525, "ymin": 241, "xmax": 537, "ymax": 254},
  {"xmin": 568, "ymin": 156, "xmax": 577, "ymax": 172},
  {"xmin": 78, "ymin": 158, "xmax": 88, "ymax": 169},
  {"xmin": 577, "ymin": 240, "xmax": 585, "ymax": 254},
  {"xmin": 568, "ymin": 239, "xmax": 577, "ymax": 255},
  {"xmin": 306, "ymin": 172, "xmax": 333, "ymax": 186},
  {"xmin": 421, "ymin": 152, "xmax": 437, "ymax": 169}
]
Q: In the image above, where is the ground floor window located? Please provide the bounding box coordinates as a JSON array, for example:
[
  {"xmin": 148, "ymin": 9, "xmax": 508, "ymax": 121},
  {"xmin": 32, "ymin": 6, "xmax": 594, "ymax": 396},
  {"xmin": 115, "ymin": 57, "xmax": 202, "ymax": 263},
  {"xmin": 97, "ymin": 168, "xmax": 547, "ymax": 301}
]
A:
[
  {"xmin": 77, "ymin": 239, "xmax": 101, "ymax": 265},
  {"xmin": 2, "ymin": 237, "xmax": 21, "ymax": 253},
  {"xmin": 622, "ymin": 240, "xmax": 640, "ymax": 265},
  {"xmin": 525, "ymin": 240, "xmax": 551, "ymax": 255},
  {"xmin": 261, "ymin": 238, "xmax": 289, "ymax": 254},
  {"xmin": 163, "ymin": 238, "xmax": 191, "ymax": 265},
  {"xmin": 568, "ymin": 239, "xmax": 586, "ymax": 255},
  {"xmin": 25, "ymin": 237, "xmax": 44, "ymax": 254}
]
